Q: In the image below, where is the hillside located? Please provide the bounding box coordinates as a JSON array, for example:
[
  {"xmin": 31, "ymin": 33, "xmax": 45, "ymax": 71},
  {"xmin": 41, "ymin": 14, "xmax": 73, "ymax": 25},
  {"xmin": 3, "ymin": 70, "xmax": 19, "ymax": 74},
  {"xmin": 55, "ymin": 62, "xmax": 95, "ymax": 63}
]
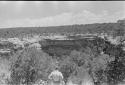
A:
[{"xmin": 0, "ymin": 20, "xmax": 124, "ymax": 38}]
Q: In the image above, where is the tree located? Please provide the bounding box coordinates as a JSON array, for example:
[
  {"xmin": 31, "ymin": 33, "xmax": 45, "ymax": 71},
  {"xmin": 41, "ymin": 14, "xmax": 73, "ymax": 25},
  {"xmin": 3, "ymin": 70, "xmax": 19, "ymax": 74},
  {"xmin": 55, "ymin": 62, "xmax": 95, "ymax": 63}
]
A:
[
  {"xmin": 89, "ymin": 54, "xmax": 115, "ymax": 85},
  {"xmin": 68, "ymin": 66, "xmax": 94, "ymax": 85},
  {"xmin": 70, "ymin": 50, "xmax": 85, "ymax": 67},
  {"xmin": 10, "ymin": 47, "xmax": 54, "ymax": 85},
  {"xmin": 59, "ymin": 56, "xmax": 76, "ymax": 82},
  {"xmin": 106, "ymin": 60, "xmax": 125, "ymax": 85},
  {"xmin": 69, "ymin": 48, "xmax": 115, "ymax": 85},
  {"xmin": 113, "ymin": 23, "xmax": 125, "ymax": 37},
  {"xmin": 0, "ymin": 57, "xmax": 11, "ymax": 85}
]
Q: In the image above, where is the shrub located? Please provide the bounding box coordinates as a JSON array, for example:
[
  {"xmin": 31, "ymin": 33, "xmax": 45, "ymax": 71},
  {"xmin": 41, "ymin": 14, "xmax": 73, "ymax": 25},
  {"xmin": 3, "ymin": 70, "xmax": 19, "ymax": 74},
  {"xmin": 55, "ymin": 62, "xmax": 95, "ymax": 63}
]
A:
[{"xmin": 10, "ymin": 47, "xmax": 54, "ymax": 85}]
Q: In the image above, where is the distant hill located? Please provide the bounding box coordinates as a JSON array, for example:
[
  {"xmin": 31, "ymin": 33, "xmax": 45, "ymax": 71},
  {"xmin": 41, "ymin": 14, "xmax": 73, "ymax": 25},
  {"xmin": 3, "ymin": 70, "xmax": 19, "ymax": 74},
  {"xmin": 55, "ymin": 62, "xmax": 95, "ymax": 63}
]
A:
[
  {"xmin": 0, "ymin": 19, "xmax": 124, "ymax": 38},
  {"xmin": 117, "ymin": 19, "xmax": 125, "ymax": 23}
]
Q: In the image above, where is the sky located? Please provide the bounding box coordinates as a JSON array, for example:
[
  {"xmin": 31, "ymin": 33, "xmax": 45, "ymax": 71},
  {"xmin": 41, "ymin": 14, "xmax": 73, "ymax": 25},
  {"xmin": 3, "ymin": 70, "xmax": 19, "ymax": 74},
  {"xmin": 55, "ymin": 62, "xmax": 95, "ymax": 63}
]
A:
[{"xmin": 0, "ymin": 1, "xmax": 125, "ymax": 28}]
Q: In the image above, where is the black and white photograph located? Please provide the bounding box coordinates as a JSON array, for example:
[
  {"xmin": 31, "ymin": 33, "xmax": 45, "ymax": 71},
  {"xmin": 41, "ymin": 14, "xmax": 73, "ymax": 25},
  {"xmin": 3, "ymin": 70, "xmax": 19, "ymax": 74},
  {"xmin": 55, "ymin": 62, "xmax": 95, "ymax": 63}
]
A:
[{"xmin": 0, "ymin": 1, "xmax": 125, "ymax": 85}]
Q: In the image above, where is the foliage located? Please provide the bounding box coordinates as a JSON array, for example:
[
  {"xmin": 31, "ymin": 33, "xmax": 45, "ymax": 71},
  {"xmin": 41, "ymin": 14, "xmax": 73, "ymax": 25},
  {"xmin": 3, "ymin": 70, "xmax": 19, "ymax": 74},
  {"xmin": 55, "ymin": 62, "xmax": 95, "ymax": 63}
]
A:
[
  {"xmin": 106, "ymin": 60, "xmax": 125, "ymax": 85},
  {"xmin": 10, "ymin": 47, "xmax": 54, "ymax": 85},
  {"xmin": 67, "ymin": 67, "xmax": 92, "ymax": 85},
  {"xmin": 69, "ymin": 48, "xmax": 115, "ymax": 85},
  {"xmin": 0, "ymin": 57, "xmax": 11, "ymax": 85},
  {"xmin": 59, "ymin": 56, "xmax": 77, "ymax": 82},
  {"xmin": 70, "ymin": 50, "xmax": 85, "ymax": 67}
]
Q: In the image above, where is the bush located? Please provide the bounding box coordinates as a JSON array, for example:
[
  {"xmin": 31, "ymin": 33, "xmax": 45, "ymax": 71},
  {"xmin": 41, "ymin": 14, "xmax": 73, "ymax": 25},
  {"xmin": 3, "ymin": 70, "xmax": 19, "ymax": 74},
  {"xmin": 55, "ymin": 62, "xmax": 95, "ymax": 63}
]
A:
[
  {"xmin": 59, "ymin": 56, "xmax": 77, "ymax": 82},
  {"xmin": 10, "ymin": 47, "xmax": 54, "ymax": 85},
  {"xmin": 0, "ymin": 58, "xmax": 11, "ymax": 85}
]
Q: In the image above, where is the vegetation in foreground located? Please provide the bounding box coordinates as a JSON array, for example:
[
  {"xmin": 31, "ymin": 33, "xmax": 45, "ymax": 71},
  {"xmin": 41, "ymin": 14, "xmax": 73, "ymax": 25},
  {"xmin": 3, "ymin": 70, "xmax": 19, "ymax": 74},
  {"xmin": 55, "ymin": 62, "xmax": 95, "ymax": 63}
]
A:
[{"xmin": 0, "ymin": 35, "xmax": 125, "ymax": 85}]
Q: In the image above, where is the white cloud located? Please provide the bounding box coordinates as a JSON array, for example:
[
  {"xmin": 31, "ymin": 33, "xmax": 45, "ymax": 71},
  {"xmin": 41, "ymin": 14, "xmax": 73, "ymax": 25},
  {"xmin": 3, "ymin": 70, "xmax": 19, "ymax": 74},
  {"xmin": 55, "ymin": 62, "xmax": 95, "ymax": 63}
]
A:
[{"xmin": 0, "ymin": 10, "xmax": 125, "ymax": 28}]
